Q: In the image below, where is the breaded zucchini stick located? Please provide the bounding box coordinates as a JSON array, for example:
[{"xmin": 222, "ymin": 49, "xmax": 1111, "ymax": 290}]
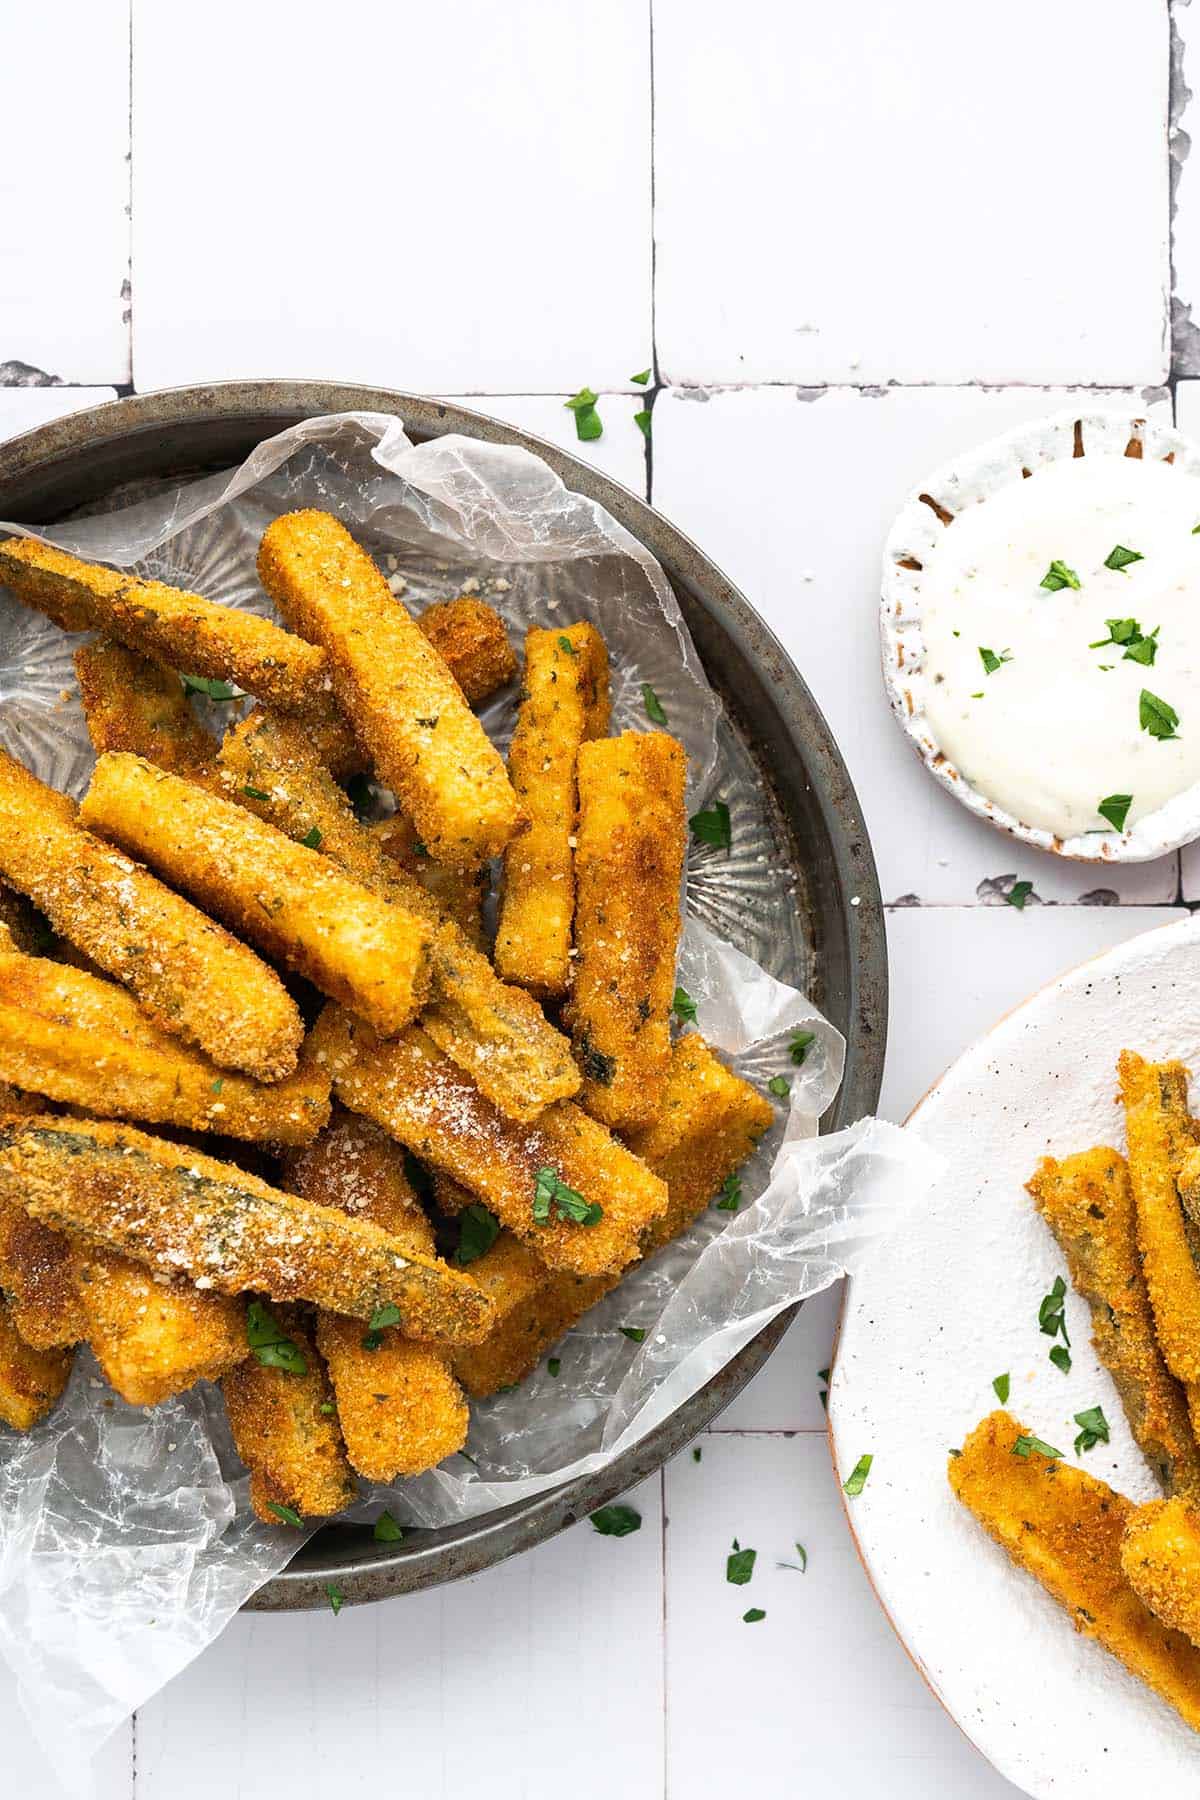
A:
[
  {"xmin": 0, "ymin": 1114, "xmax": 492, "ymax": 1341},
  {"xmin": 222, "ymin": 1308, "xmax": 357, "ymax": 1523},
  {"xmin": 75, "ymin": 637, "xmax": 218, "ymax": 775},
  {"xmin": 0, "ymin": 535, "xmax": 332, "ymax": 716},
  {"xmin": 70, "ymin": 1244, "xmax": 246, "ymax": 1405},
  {"xmin": 287, "ymin": 1113, "xmax": 468, "ymax": 1479},
  {"xmin": 375, "ymin": 815, "xmax": 487, "ymax": 947},
  {"xmin": 327, "ymin": 1013, "xmax": 665, "ymax": 1278},
  {"xmin": 0, "ymin": 952, "xmax": 331, "ymax": 1144},
  {"xmin": 0, "ymin": 1297, "xmax": 72, "ymax": 1429},
  {"xmin": 0, "ymin": 1198, "xmax": 84, "ymax": 1348},
  {"xmin": 568, "ymin": 731, "xmax": 687, "ymax": 1131},
  {"xmin": 453, "ymin": 1232, "xmax": 610, "ymax": 1398},
  {"xmin": 495, "ymin": 622, "xmax": 610, "ymax": 998},
  {"xmin": 1029, "ymin": 1147, "xmax": 1200, "ymax": 1501},
  {"xmin": 1119, "ymin": 1051, "xmax": 1200, "ymax": 1387},
  {"xmin": 217, "ymin": 712, "xmax": 579, "ymax": 1121},
  {"xmin": 1122, "ymin": 1497, "xmax": 1200, "ymax": 1649},
  {"xmin": 0, "ymin": 748, "xmax": 302, "ymax": 1081},
  {"xmin": 81, "ymin": 753, "xmax": 434, "ymax": 1037},
  {"xmin": 258, "ymin": 510, "xmax": 521, "ymax": 869},
  {"xmin": 950, "ymin": 1410, "xmax": 1200, "ymax": 1729},
  {"xmin": 0, "ymin": 881, "xmax": 49, "ymax": 955},
  {"xmin": 417, "ymin": 595, "xmax": 517, "ymax": 706}
]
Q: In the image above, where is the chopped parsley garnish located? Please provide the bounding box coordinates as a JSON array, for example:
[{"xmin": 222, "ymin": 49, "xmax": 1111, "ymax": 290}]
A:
[
  {"xmin": 978, "ymin": 646, "xmax": 1013, "ymax": 675},
  {"xmin": 533, "ymin": 1166, "xmax": 602, "ymax": 1227},
  {"xmin": 266, "ymin": 1501, "xmax": 303, "ymax": 1527},
  {"xmin": 1012, "ymin": 1434, "xmax": 1063, "ymax": 1460},
  {"xmin": 246, "ymin": 1300, "xmax": 307, "ymax": 1375},
  {"xmin": 692, "ymin": 1446, "xmax": 702, "ymax": 1462},
  {"xmin": 843, "ymin": 1454, "xmax": 873, "ymax": 1496},
  {"xmin": 620, "ymin": 1326, "xmax": 647, "ymax": 1343},
  {"xmin": 1049, "ymin": 1343, "xmax": 1072, "ymax": 1375},
  {"xmin": 319, "ymin": 1401, "xmax": 335, "ymax": 1415},
  {"xmin": 1098, "ymin": 793, "xmax": 1132, "ymax": 833},
  {"xmin": 768, "ymin": 1075, "xmax": 791, "ymax": 1099},
  {"xmin": 298, "ymin": 826, "xmax": 322, "ymax": 849},
  {"xmin": 325, "ymin": 1583, "xmax": 345, "ymax": 1616},
  {"xmin": 1104, "ymin": 545, "xmax": 1144, "ymax": 572},
  {"xmin": 1040, "ymin": 560, "xmax": 1081, "ymax": 592},
  {"xmin": 726, "ymin": 1541, "xmax": 757, "ymax": 1585},
  {"xmin": 642, "ymin": 682, "xmax": 668, "ymax": 726},
  {"xmin": 672, "ymin": 985, "xmax": 698, "ymax": 1023},
  {"xmin": 1073, "ymin": 1405, "xmax": 1110, "ymax": 1454},
  {"xmin": 564, "ymin": 386, "xmax": 603, "ymax": 442},
  {"xmin": 1038, "ymin": 1274, "xmax": 1071, "ymax": 1372},
  {"xmin": 715, "ymin": 1173, "xmax": 742, "ymax": 1212},
  {"xmin": 547, "ymin": 1357, "xmax": 561, "ymax": 1377},
  {"xmin": 455, "ymin": 1202, "xmax": 501, "ymax": 1267},
  {"xmin": 361, "ymin": 1302, "xmax": 402, "ymax": 1350},
  {"xmin": 590, "ymin": 1503, "xmax": 641, "ymax": 1537},
  {"xmin": 242, "ymin": 784, "xmax": 271, "ymax": 802},
  {"xmin": 633, "ymin": 409, "xmax": 651, "ymax": 440},
  {"xmin": 789, "ymin": 1029, "xmax": 816, "ymax": 1065},
  {"xmin": 689, "ymin": 800, "xmax": 731, "ymax": 850},
  {"xmin": 1089, "ymin": 617, "xmax": 1158, "ymax": 664},
  {"xmin": 1006, "ymin": 880, "xmax": 1033, "ymax": 910},
  {"xmin": 180, "ymin": 672, "xmax": 237, "ymax": 701},
  {"xmin": 743, "ymin": 1608, "xmax": 766, "ymax": 1623},
  {"xmin": 210, "ymin": 1077, "xmax": 224, "ymax": 1095},
  {"xmin": 992, "ymin": 1373, "xmax": 1010, "ymax": 1404},
  {"xmin": 818, "ymin": 1366, "xmax": 830, "ymax": 1411},
  {"xmin": 779, "ymin": 1543, "xmax": 807, "ymax": 1573},
  {"xmin": 557, "ymin": 634, "xmax": 578, "ymax": 656},
  {"xmin": 374, "ymin": 1509, "xmax": 405, "ymax": 1542},
  {"xmin": 631, "ymin": 368, "xmax": 652, "ymax": 385},
  {"xmin": 1140, "ymin": 688, "xmax": 1180, "ymax": 740}
]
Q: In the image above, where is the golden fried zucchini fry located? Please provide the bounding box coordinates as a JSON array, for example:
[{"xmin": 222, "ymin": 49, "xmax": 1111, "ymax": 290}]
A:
[
  {"xmin": 452, "ymin": 1233, "xmax": 610, "ymax": 1398},
  {"xmin": 0, "ymin": 1199, "xmax": 82, "ymax": 1348},
  {"xmin": 495, "ymin": 623, "xmax": 610, "ymax": 998},
  {"xmin": 0, "ymin": 748, "xmax": 302, "ymax": 1081},
  {"xmin": 75, "ymin": 637, "xmax": 218, "ymax": 775},
  {"xmin": 568, "ymin": 731, "xmax": 687, "ymax": 1131},
  {"xmin": 287, "ymin": 1112, "xmax": 468, "ymax": 1479},
  {"xmin": 1122, "ymin": 1497, "xmax": 1200, "ymax": 1649},
  {"xmin": 1119, "ymin": 1051, "xmax": 1200, "ymax": 1387},
  {"xmin": 70, "ymin": 1244, "xmax": 245, "ymax": 1405},
  {"xmin": 0, "ymin": 1113, "xmax": 492, "ymax": 1341},
  {"xmin": 0, "ymin": 535, "xmax": 333, "ymax": 716},
  {"xmin": 950, "ymin": 1410, "xmax": 1200, "ymax": 1729},
  {"xmin": 81, "ymin": 753, "xmax": 434, "ymax": 1037},
  {"xmin": 0, "ymin": 1297, "xmax": 72, "ymax": 1429},
  {"xmin": 0, "ymin": 952, "xmax": 330, "ymax": 1144},
  {"xmin": 222, "ymin": 1308, "xmax": 356, "ymax": 1523},
  {"xmin": 218, "ymin": 712, "xmax": 578, "ymax": 1121},
  {"xmin": 374, "ymin": 815, "xmax": 487, "ymax": 947},
  {"xmin": 1029, "ymin": 1147, "xmax": 1200, "ymax": 1502},
  {"xmin": 327, "ymin": 1013, "xmax": 665, "ymax": 1278},
  {"xmin": 417, "ymin": 595, "xmax": 517, "ymax": 706},
  {"xmin": 0, "ymin": 882, "xmax": 48, "ymax": 955},
  {"xmin": 258, "ymin": 510, "xmax": 521, "ymax": 869}
]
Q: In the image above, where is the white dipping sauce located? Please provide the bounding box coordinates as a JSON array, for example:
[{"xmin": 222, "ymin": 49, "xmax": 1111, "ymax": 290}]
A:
[{"xmin": 920, "ymin": 454, "xmax": 1200, "ymax": 839}]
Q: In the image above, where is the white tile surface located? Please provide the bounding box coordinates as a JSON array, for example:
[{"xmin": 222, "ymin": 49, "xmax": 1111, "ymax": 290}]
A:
[
  {"xmin": 0, "ymin": 388, "xmax": 119, "ymax": 443},
  {"xmin": 135, "ymin": 1476, "xmax": 663, "ymax": 1800},
  {"xmin": 663, "ymin": 1435, "xmax": 1022, "ymax": 1797},
  {"xmin": 0, "ymin": 3, "xmax": 129, "ymax": 383},
  {"xmin": 653, "ymin": 0, "xmax": 1169, "ymax": 386},
  {"xmin": 1163, "ymin": 380, "xmax": 1200, "ymax": 893},
  {"xmin": 132, "ymin": 0, "xmax": 651, "ymax": 393},
  {"xmin": 1170, "ymin": 0, "xmax": 1200, "ymax": 373},
  {"xmin": 651, "ymin": 383, "xmax": 1181, "ymax": 905},
  {"xmin": 444, "ymin": 392, "xmax": 650, "ymax": 497},
  {"xmin": 1, "ymin": 1675, "xmax": 130, "ymax": 1800}
]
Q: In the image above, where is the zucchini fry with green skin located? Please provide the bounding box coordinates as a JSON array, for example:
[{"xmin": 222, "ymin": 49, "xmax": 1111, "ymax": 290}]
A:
[
  {"xmin": 0, "ymin": 1114, "xmax": 492, "ymax": 1341},
  {"xmin": 223, "ymin": 1307, "xmax": 356, "ymax": 1523},
  {"xmin": 950, "ymin": 1410, "xmax": 1200, "ymax": 1731},
  {"xmin": 495, "ymin": 623, "xmax": 610, "ymax": 998},
  {"xmin": 218, "ymin": 712, "xmax": 578, "ymax": 1121},
  {"xmin": 1122, "ymin": 1497, "xmax": 1200, "ymax": 1649},
  {"xmin": 327, "ymin": 1012, "xmax": 665, "ymax": 1278},
  {"xmin": 568, "ymin": 732, "xmax": 688, "ymax": 1132},
  {"xmin": 287, "ymin": 1113, "xmax": 468, "ymax": 1480},
  {"xmin": 81, "ymin": 753, "xmax": 434, "ymax": 1037},
  {"xmin": 0, "ymin": 1298, "xmax": 72, "ymax": 1429},
  {"xmin": 0, "ymin": 535, "xmax": 333, "ymax": 717},
  {"xmin": 70, "ymin": 1244, "xmax": 246, "ymax": 1405},
  {"xmin": 75, "ymin": 637, "xmax": 218, "ymax": 775},
  {"xmin": 258, "ymin": 510, "xmax": 521, "ymax": 869},
  {"xmin": 0, "ymin": 748, "xmax": 302, "ymax": 1081},
  {"xmin": 417, "ymin": 595, "xmax": 517, "ymax": 707},
  {"xmin": 1028, "ymin": 1146, "xmax": 1200, "ymax": 1502},
  {"xmin": 1119, "ymin": 1051, "xmax": 1200, "ymax": 1388},
  {"xmin": 0, "ymin": 952, "xmax": 331, "ymax": 1145}
]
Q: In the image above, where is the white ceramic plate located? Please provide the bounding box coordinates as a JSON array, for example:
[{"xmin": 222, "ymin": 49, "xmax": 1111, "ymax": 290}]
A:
[{"xmin": 830, "ymin": 912, "xmax": 1200, "ymax": 1799}]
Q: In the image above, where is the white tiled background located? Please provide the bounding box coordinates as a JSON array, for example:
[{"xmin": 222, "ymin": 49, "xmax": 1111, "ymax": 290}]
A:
[{"xmin": 2, "ymin": 2, "xmax": 1197, "ymax": 1795}]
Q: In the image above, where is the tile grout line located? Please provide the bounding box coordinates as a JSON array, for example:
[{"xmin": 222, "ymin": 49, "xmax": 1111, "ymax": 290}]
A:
[
  {"xmin": 659, "ymin": 1463, "xmax": 669, "ymax": 1800},
  {"xmin": 123, "ymin": 0, "xmax": 134, "ymax": 395},
  {"xmin": 645, "ymin": 0, "xmax": 658, "ymax": 507}
]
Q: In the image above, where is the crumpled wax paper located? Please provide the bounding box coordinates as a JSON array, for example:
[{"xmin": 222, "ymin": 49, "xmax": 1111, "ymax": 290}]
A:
[{"xmin": 0, "ymin": 413, "xmax": 937, "ymax": 1789}]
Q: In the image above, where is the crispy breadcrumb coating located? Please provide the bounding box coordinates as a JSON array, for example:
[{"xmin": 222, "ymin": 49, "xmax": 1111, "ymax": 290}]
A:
[
  {"xmin": 417, "ymin": 596, "xmax": 517, "ymax": 706},
  {"xmin": 222, "ymin": 1308, "xmax": 356, "ymax": 1522},
  {"xmin": 0, "ymin": 1297, "xmax": 72, "ymax": 1429},
  {"xmin": 1119, "ymin": 1051, "xmax": 1200, "ymax": 1387},
  {"xmin": 75, "ymin": 638, "xmax": 218, "ymax": 775},
  {"xmin": 950, "ymin": 1410, "xmax": 1200, "ymax": 1732},
  {"xmin": 1122, "ymin": 1497, "xmax": 1200, "ymax": 1649},
  {"xmin": 70, "ymin": 1244, "xmax": 245, "ymax": 1405},
  {"xmin": 0, "ymin": 1197, "xmax": 84, "ymax": 1348},
  {"xmin": 375, "ymin": 815, "xmax": 487, "ymax": 948}
]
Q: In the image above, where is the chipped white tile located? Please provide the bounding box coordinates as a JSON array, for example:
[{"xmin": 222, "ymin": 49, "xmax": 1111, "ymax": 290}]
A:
[{"xmin": 0, "ymin": 388, "xmax": 119, "ymax": 446}]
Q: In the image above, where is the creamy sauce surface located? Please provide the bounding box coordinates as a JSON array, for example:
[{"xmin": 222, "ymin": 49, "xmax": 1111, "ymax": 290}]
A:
[{"xmin": 920, "ymin": 454, "xmax": 1200, "ymax": 838}]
